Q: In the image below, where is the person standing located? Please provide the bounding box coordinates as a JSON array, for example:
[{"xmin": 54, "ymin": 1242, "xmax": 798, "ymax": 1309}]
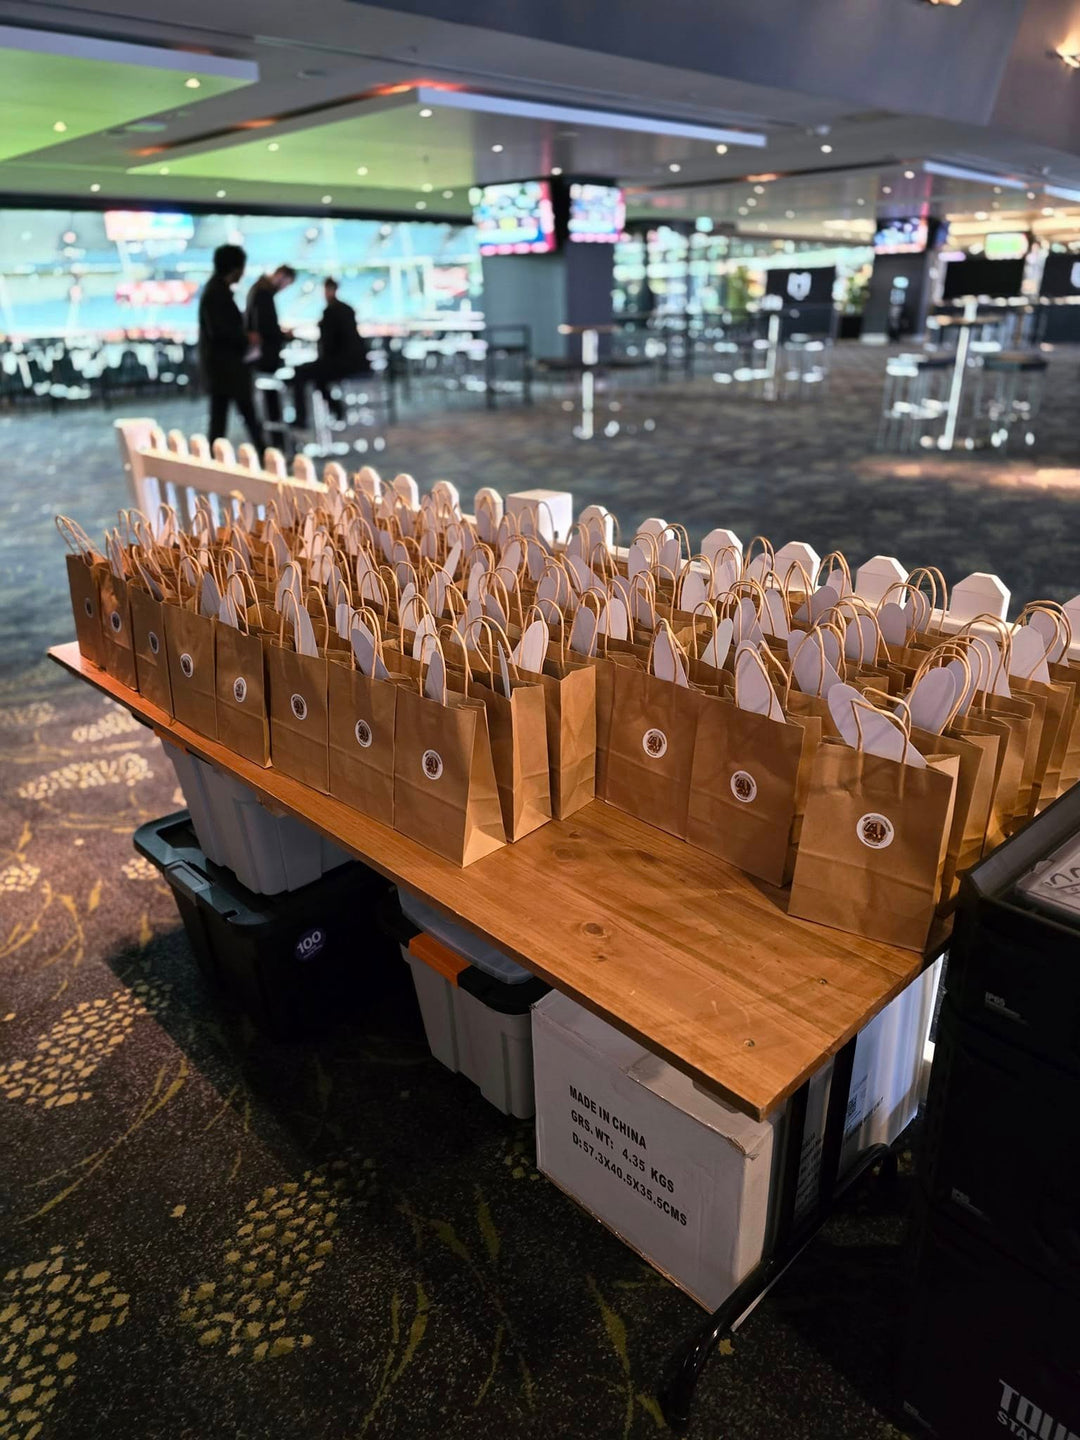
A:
[
  {"xmin": 291, "ymin": 277, "xmax": 370, "ymax": 429},
  {"xmin": 245, "ymin": 264, "xmax": 296, "ymax": 422},
  {"xmin": 198, "ymin": 243, "xmax": 263, "ymax": 448}
]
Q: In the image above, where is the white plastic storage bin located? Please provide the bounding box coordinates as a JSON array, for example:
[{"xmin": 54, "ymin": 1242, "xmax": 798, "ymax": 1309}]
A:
[
  {"xmin": 397, "ymin": 891, "xmax": 548, "ymax": 1118},
  {"xmin": 160, "ymin": 738, "xmax": 351, "ymax": 895}
]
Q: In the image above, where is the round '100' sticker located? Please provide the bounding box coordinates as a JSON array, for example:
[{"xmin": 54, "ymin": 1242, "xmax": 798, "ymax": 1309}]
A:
[
  {"xmin": 641, "ymin": 728, "xmax": 668, "ymax": 759},
  {"xmin": 422, "ymin": 748, "xmax": 444, "ymax": 781},
  {"xmin": 730, "ymin": 770, "xmax": 757, "ymax": 804},
  {"xmin": 290, "ymin": 693, "xmax": 308, "ymax": 722},
  {"xmin": 148, "ymin": 630, "xmax": 160, "ymax": 655},
  {"xmin": 355, "ymin": 719, "xmax": 373, "ymax": 748},
  {"xmin": 179, "ymin": 652, "xmax": 194, "ymax": 679},
  {"xmin": 857, "ymin": 812, "xmax": 895, "ymax": 849},
  {"xmin": 108, "ymin": 610, "xmax": 123, "ymax": 634},
  {"xmin": 83, "ymin": 598, "xmax": 94, "ymax": 618},
  {"xmin": 233, "ymin": 676, "xmax": 248, "ymax": 705}
]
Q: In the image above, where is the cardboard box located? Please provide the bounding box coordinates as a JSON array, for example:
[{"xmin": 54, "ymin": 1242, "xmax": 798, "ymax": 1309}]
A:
[
  {"xmin": 535, "ymin": 959, "xmax": 942, "ymax": 1311},
  {"xmin": 505, "ymin": 489, "xmax": 574, "ymax": 545},
  {"xmin": 533, "ymin": 994, "xmax": 779, "ymax": 1311}
]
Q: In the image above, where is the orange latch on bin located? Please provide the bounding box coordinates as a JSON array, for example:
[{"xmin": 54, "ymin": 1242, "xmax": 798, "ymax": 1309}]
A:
[{"xmin": 408, "ymin": 932, "xmax": 469, "ymax": 985}]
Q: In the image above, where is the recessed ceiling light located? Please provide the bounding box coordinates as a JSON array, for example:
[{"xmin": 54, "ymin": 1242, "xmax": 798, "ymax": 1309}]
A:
[
  {"xmin": 857, "ymin": 197, "xmax": 866, "ymax": 205},
  {"xmin": 758, "ymin": 221, "xmax": 766, "ymax": 229},
  {"xmin": 185, "ymin": 77, "xmax": 201, "ymax": 89},
  {"xmin": 159, "ymin": 166, "xmax": 169, "ymax": 175},
  {"xmin": 820, "ymin": 143, "xmax": 833, "ymax": 154},
  {"xmin": 904, "ymin": 169, "xmax": 915, "ymax": 179},
  {"xmin": 669, "ymin": 163, "xmax": 681, "ymax": 172},
  {"xmin": 322, "ymin": 194, "xmax": 332, "ymax": 204},
  {"xmin": 416, "ymin": 201, "xmax": 427, "ymax": 210},
  {"xmin": 268, "ymin": 142, "xmax": 279, "ymax": 152},
  {"xmin": 882, "ymin": 185, "xmax": 892, "ymax": 194},
  {"xmin": 356, "ymin": 166, "xmax": 368, "ymax": 176},
  {"xmin": 975, "ymin": 210, "xmax": 987, "ymax": 219},
  {"xmin": 1043, "ymin": 206, "xmax": 1056, "ymax": 215},
  {"xmin": 992, "ymin": 200, "xmax": 1000, "ymax": 208},
  {"xmin": 53, "ymin": 121, "xmax": 67, "ymax": 133},
  {"xmin": 442, "ymin": 190, "xmax": 454, "ymax": 198},
  {"xmin": 491, "ymin": 143, "xmax": 503, "ymax": 153},
  {"xmin": 747, "ymin": 197, "xmax": 756, "ymax": 206},
  {"xmin": 1027, "ymin": 190, "xmax": 1036, "ymax": 199},
  {"xmin": 551, "ymin": 166, "xmax": 562, "ymax": 176},
  {"xmin": 715, "ymin": 144, "xmax": 728, "ymax": 155},
  {"xmin": 738, "ymin": 206, "xmax": 748, "ymax": 215},
  {"xmin": 994, "ymin": 185, "xmax": 1002, "ymax": 194},
  {"xmin": 786, "ymin": 209, "xmax": 795, "ymax": 218},
  {"xmin": 754, "ymin": 184, "xmax": 764, "ymax": 194},
  {"xmin": 90, "ymin": 183, "xmax": 100, "ymax": 193},
  {"xmin": 216, "ymin": 189, "xmax": 226, "ymax": 198},
  {"xmin": 419, "ymin": 108, "xmax": 433, "ymax": 118},
  {"xmin": 421, "ymin": 182, "xmax": 433, "ymax": 192},
  {"xmin": 62, "ymin": 231, "xmax": 76, "ymax": 244}
]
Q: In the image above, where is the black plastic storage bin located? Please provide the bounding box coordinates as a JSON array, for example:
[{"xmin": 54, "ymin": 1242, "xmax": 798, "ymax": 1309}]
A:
[
  {"xmin": 135, "ymin": 811, "xmax": 399, "ymax": 1039},
  {"xmin": 898, "ymin": 1207, "xmax": 1080, "ymax": 1440},
  {"xmin": 948, "ymin": 781, "xmax": 1080, "ymax": 1073}
]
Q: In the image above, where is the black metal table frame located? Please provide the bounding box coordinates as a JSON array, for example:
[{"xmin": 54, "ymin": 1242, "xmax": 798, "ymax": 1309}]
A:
[{"xmin": 657, "ymin": 1034, "xmax": 900, "ymax": 1431}]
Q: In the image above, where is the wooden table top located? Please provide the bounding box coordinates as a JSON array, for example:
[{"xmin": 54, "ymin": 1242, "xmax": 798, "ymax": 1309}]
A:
[{"xmin": 50, "ymin": 641, "xmax": 941, "ymax": 1120}]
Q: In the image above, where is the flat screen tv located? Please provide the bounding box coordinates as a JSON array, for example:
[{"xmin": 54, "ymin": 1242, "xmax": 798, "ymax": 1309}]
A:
[
  {"xmin": 983, "ymin": 231, "xmax": 1029, "ymax": 261},
  {"xmin": 1040, "ymin": 251, "xmax": 1080, "ymax": 298},
  {"xmin": 103, "ymin": 211, "xmax": 195, "ymax": 243},
  {"xmin": 873, "ymin": 217, "xmax": 928, "ymax": 255},
  {"xmin": 473, "ymin": 181, "xmax": 555, "ymax": 256},
  {"xmin": 941, "ymin": 257, "xmax": 1025, "ymax": 300},
  {"xmin": 568, "ymin": 183, "xmax": 625, "ymax": 243}
]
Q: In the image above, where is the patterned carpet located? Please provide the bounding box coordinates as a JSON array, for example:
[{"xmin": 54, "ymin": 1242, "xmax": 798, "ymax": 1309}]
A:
[{"xmin": 2, "ymin": 343, "xmax": 1079, "ymax": 1440}]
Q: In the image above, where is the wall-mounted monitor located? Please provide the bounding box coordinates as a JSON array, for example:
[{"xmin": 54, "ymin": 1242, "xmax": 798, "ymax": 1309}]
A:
[
  {"xmin": 473, "ymin": 181, "xmax": 556, "ymax": 256},
  {"xmin": 941, "ymin": 256, "xmax": 1025, "ymax": 300},
  {"xmin": 983, "ymin": 231, "xmax": 1029, "ymax": 261},
  {"xmin": 873, "ymin": 217, "xmax": 929, "ymax": 255},
  {"xmin": 103, "ymin": 211, "xmax": 195, "ymax": 243},
  {"xmin": 1040, "ymin": 250, "xmax": 1080, "ymax": 298},
  {"xmin": 568, "ymin": 183, "xmax": 625, "ymax": 243}
]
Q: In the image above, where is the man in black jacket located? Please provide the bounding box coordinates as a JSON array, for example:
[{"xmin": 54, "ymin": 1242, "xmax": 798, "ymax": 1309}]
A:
[
  {"xmin": 245, "ymin": 264, "xmax": 296, "ymax": 422},
  {"xmin": 198, "ymin": 243, "xmax": 263, "ymax": 448},
  {"xmin": 291, "ymin": 277, "xmax": 371, "ymax": 429}
]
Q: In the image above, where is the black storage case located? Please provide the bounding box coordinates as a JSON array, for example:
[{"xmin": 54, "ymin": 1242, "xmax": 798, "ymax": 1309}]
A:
[
  {"xmin": 921, "ymin": 1002, "xmax": 1080, "ymax": 1289},
  {"xmin": 135, "ymin": 811, "xmax": 397, "ymax": 1039},
  {"xmin": 899, "ymin": 1208, "xmax": 1080, "ymax": 1440},
  {"xmin": 948, "ymin": 782, "xmax": 1080, "ymax": 1073}
]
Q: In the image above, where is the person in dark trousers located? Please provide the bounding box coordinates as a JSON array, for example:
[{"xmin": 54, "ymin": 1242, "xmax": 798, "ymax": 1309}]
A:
[
  {"xmin": 291, "ymin": 277, "xmax": 371, "ymax": 429},
  {"xmin": 245, "ymin": 264, "xmax": 296, "ymax": 422},
  {"xmin": 198, "ymin": 243, "xmax": 263, "ymax": 449}
]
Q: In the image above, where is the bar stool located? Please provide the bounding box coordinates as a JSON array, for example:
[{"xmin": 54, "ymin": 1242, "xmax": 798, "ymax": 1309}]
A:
[
  {"xmin": 972, "ymin": 351, "xmax": 1048, "ymax": 450},
  {"xmin": 877, "ymin": 353, "xmax": 952, "ymax": 452},
  {"xmin": 253, "ymin": 376, "xmax": 293, "ymax": 455}
]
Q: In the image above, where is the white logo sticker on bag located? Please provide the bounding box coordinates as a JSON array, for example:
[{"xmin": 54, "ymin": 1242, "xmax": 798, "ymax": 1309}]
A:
[
  {"xmin": 730, "ymin": 770, "xmax": 758, "ymax": 804},
  {"xmin": 83, "ymin": 598, "xmax": 94, "ymax": 617},
  {"xmin": 641, "ymin": 728, "xmax": 668, "ymax": 759},
  {"xmin": 857, "ymin": 812, "xmax": 895, "ymax": 849},
  {"xmin": 422, "ymin": 748, "xmax": 443, "ymax": 780},
  {"xmin": 290, "ymin": 693, "xmax": 308, "ymax": 721},
  {"xmin": 355, "ymin": 719, "xmax": 373, "ymax": 748},
  {"xmin": 109, "ymin": 610, "xmax": 122, "ymax": 634},
  {"xmin": 233, "ymin": 676, "xmax": 248, "ymax": 704},
  {"xmin": 148, "ymin": 630, "xmax": 160, "ymax": 655},
  {"xmin": 179, "ymin": 652, "xmax": 194, "ymax": 679}
]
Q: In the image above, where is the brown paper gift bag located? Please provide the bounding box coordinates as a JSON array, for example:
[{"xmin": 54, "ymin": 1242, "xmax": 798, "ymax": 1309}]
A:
[
  {"xmin": 529, "ymin": 633, "xmax": 596, "ymax": 820},
  {"xmin": 455, "ymin": 620, "xmax": 551, "ymax": 842},
  {"xmin": 97, "ymin": 569, "xmax": 139, "ymax": 691},
  {"xmin": 266, "ymin": 590, "xmax": 329, "ymax": 792},
  {"xmin": 392, "ymin": 658, "xmax": 505, "ymax": 866},
  {"xmin": 164, "ymin": 596, "xmax": 218, "ymax": 739},
  {"xmin": 58, "ymin": 519, "xmax": 108, "ymax": 668},
  {"xmin": 326, "ymin": 614, "xmax": 401, "ymax": 827},
  {"xmin": 687, "ymin": 682, "xmax": 821, "ymax": 887},
  {"xmin": 603, "ymin": 642, "xmax": 701, "ymax": 839},
  {"xmin": 788, "ymin": 707, "xmax": 959, "ymax": 951},
  {"xmin": 215, "ymin": 612, "xmax": 270, "ymax": 768},
  {"xmin": 910, "ymin": 723, "xmax": 997, "ymax": 905},
  {"xmin": 129, "ymin": 584, "xmax": 174, "ymax": 716}
]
